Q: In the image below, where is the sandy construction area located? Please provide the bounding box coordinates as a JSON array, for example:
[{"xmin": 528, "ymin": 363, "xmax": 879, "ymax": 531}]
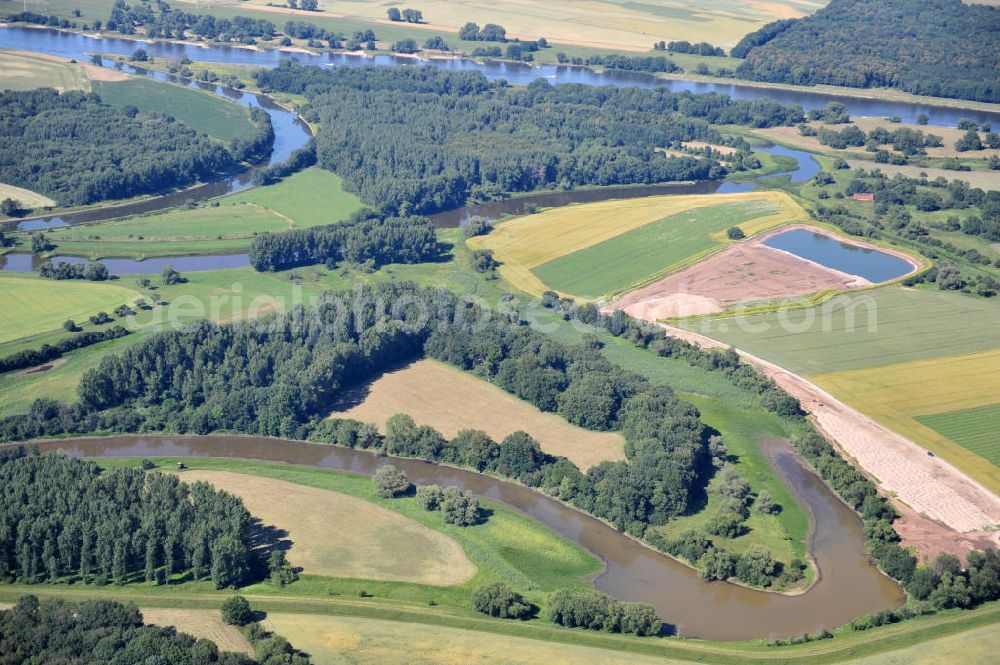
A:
[
  {"xmin": 653, "ymin": 324, "xmax": 1000, "ymax": 558},
  {"xmin": 610, "ymin": 225, "xmax": 875, "ymax": 320}
]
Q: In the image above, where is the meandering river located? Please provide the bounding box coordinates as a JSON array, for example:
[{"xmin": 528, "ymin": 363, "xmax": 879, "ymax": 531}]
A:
[{"xmin": 31, "ymin": 434, "xmax": 905, "ymax": 641}]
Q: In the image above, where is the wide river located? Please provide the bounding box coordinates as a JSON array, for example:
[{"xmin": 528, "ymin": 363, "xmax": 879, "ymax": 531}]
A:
[{"xmin": 34, "ymin": 434, "xmax": 905, "ymax": 641}]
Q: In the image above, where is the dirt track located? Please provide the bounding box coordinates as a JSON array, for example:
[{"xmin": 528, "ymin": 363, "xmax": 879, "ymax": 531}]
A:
[{"xmin": 658, "ymin": 323, "xmax": 1000, "ymax": 558}]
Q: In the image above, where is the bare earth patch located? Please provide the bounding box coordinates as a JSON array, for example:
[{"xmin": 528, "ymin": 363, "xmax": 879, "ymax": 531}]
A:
[
  {"xmin": 176, "ymin": 470, "xmax": 476, "ymax": 586},
  {"xmin": 331, "ymin": 359, "xmax": 625, "ymax": 470},
  {"xmin": 609, "ymin": 224, "xmax": 876, "ymax": 320}
]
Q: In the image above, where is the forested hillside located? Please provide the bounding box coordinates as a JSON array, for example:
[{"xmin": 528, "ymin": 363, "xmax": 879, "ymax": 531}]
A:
[
  {"xmin": 254, "ymin": 63, "xmax": 803, "ymax": 214},
  {"xmin": 0, "ymin": 89, "xmax": 257, "ymax": 206},
  {"xmin": 0, "ymin": 446, "xmax": 253, "ymax": 588},
  {"xmin": 734, "ymin": 0, "xmax": 1000, "ymax": 103}
]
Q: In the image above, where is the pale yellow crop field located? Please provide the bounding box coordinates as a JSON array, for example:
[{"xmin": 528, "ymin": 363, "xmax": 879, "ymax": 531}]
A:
[
  {"xmin": 0, "ymin": 49, "xmax": 90, "ymax": 92},
  {"xmin": 332, "ymin": 359, "xmax": 625, "ymax": 470},
  {"xmin": 177, "ymin": 470, "xmax": 476, "ymax": 586},
  {"xmin": 0, "ymin": 183, "xmax": 56, "ymax": 211},
  {"xmin": 214, "ymin": 0, "xmax": 825, "ymax": 50},
  {"xmin": 141, "ymin": 608, "xmax": 253, "ymax": 655},
  {"xmin": 812, "ymin": 348, "xmax": 1000, "ymax": 493}
]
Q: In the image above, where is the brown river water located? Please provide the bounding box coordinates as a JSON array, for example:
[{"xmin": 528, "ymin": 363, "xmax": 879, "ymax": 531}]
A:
[{"xmin": 32, "ymin": 434, "xmax": 904, "ymax": 641}]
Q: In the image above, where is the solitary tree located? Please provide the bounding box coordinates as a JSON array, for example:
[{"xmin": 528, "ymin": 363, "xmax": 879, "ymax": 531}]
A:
[
  {"xmin": 726, "ymin": 226, "xmax": 746, "ymax": 240},
  {"xmin": 471, "ymin": 582, "xmax": 533, "ymax": 618},
  {"xmin": 373, "ymin": 464, "xmax": 411, "ymax": 498},
  {"xmin": 221, "ymin": 595, "xmax": 253, "ymax": 625}
]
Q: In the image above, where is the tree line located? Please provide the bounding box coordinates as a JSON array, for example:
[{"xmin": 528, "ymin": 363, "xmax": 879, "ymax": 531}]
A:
[
  {"xmin": 108, "ymin": 0, "xmax": 277, "ymax": 44},
  {"xmin": 0, "ymin": 89, "xmax": 242, "ymax": 206},
  {"xmin": 248, "ymin": 209, "xmax": 440, "ymax": 271},
  {"xmin": 0, "ymin": 446, "xmax": 253, "ymax": 589},
  {"xmin": 0, "ymin": 595, "xmax": 255, "ymax": 664},
  {"xmin": 0, "ymin": 326, "xmax": 130, "ymax": 374},
  {"xmin": 253, "ymin": 62, "xmax": 803, "ymax": 214},
  {"xmin": 733, "ymin": 0, "xmax": 1000, "ymax": 103}
]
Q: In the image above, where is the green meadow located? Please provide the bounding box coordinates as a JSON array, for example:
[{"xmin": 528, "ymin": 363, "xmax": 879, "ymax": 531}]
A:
[
  {"xmin": 92, "ymin": 78, "xmax": 255, "ymax": 142},
  {"xmin": 917, "ymin": 403, "xmax": 1000, "ymax": 467},
  {"xmin": 679, "ymin": 286, "xmax": 1000, "ymax": 376},
  {"xmin": 531, "ymin": 200, "xmax": 776, "ymax": 298}
]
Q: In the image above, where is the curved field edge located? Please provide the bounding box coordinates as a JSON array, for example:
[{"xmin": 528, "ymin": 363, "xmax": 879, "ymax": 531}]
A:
[
  {"xmin": 99, "ymin": 456, "xmax": 601, "ymax": 598},
  {"xmin": 173, "ymin": 469, "xmax": 477, "ymax": 586},
  {"xmin": 468, "ymin": 191, "xmax": 809, "ymax": 298}
]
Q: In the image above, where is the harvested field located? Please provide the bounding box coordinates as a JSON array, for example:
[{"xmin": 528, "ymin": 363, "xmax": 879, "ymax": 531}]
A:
[
  {"xmin": 0, "ymin": 49, "xmax": 91, "ymax": 92},
  {"xmin": 176, "ymin": 470, "xmax": 476, "ymax": 586},
  {"xmin": 264, "ymin": 613, "xmax": 673, "ymax": 665},
  {"xmin": 0, "ymin": 183, "xmax": 56, "ymax": 211},
  {"xmin": 471, "ymin": 191, "xmax": 808, "ymax": 297},
  {"xmin": 141, "ymin": 608, "xmax": 252, "ymax": 655},
  {"xmin": 209, "ymin": 0, "xmax": 822, "ymax": 50},
  {"xmin": 611, "ymin": 224, "xmax": 874, "ymax": 320},
  {"xmin": 331, "ymin": 359, "xmax": 624, "ymax": 470}
]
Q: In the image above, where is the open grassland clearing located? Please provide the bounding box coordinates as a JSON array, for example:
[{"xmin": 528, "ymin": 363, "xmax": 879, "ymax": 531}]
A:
[
  {"xmin": 221, "ymin": 0, "xmax": 821, "ymax": 50},
  {"xmin": 812, "ymin": 349, "xmax": 1000, "ymax": 492},
  {"xmin": 175, "ymin": 470, "xmax": 476, "ymax": 585},
  {"xmin": 532, "ymin": 199, "xmax": 778, "ymax": 298},
  {"xmin": 141, "ymin": 608, "xmax": 253, "ymax": 655},
  {"xmin": 223, "ymin": 167, "xmax": 364, "ymax": 227},
  {"xmin": 91, "ymin": 78, "xmax": 255, "ymax": 143},
  {"xmin": 917, "ymin": 404, "xmax": 1000, "ymax": 468},
  {"xmin": 679, "ymin": 286, "xmax": 1000, "ymax": 376},
  {"xmin": 43, "ymin": 204, "xmax": 289, "ymax": 258},
  {"xmin": 0, "ymin": 49, "xmax": 91, "ymax": 92},
  {"xmin": 0, "ymin": 274, "xmax": 139, "ymax": 345},
  {"xmin": 0, "ymin": 183, "xmax": 56, "ymax": 211},
  {"xmin": 331, "ymin": 358, "xmax": 625, "ymax": 470},
  {"xmin": 472, "ymin": 191, "xmax": 808, "ymax": 297}
]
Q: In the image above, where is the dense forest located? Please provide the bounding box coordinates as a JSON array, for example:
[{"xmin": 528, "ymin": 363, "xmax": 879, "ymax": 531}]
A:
[
  {"xmin": 248, "ymin": 209, "xmax": 439, "ymax": 271},
  {"xmin": 0, "ymin": 89, "xmax": 245, "ymax": 206},
  {"xmin": 254, "ymin": 62, "xmax": 803, "ymax": 214},
  {"xmin": 734, "ymin": 0, "xmax": 1000, "ymax": 103},
  {"xmin": 0, "ymin": 282, "xmax": 709, "ymax": 538},
  {"xmin": 0, "ymin": 446, "xmax": 253, "ymax": 588},
  {"xmin": 0, "ymin": 595, "xmax": 254, "ymax": 664}
]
